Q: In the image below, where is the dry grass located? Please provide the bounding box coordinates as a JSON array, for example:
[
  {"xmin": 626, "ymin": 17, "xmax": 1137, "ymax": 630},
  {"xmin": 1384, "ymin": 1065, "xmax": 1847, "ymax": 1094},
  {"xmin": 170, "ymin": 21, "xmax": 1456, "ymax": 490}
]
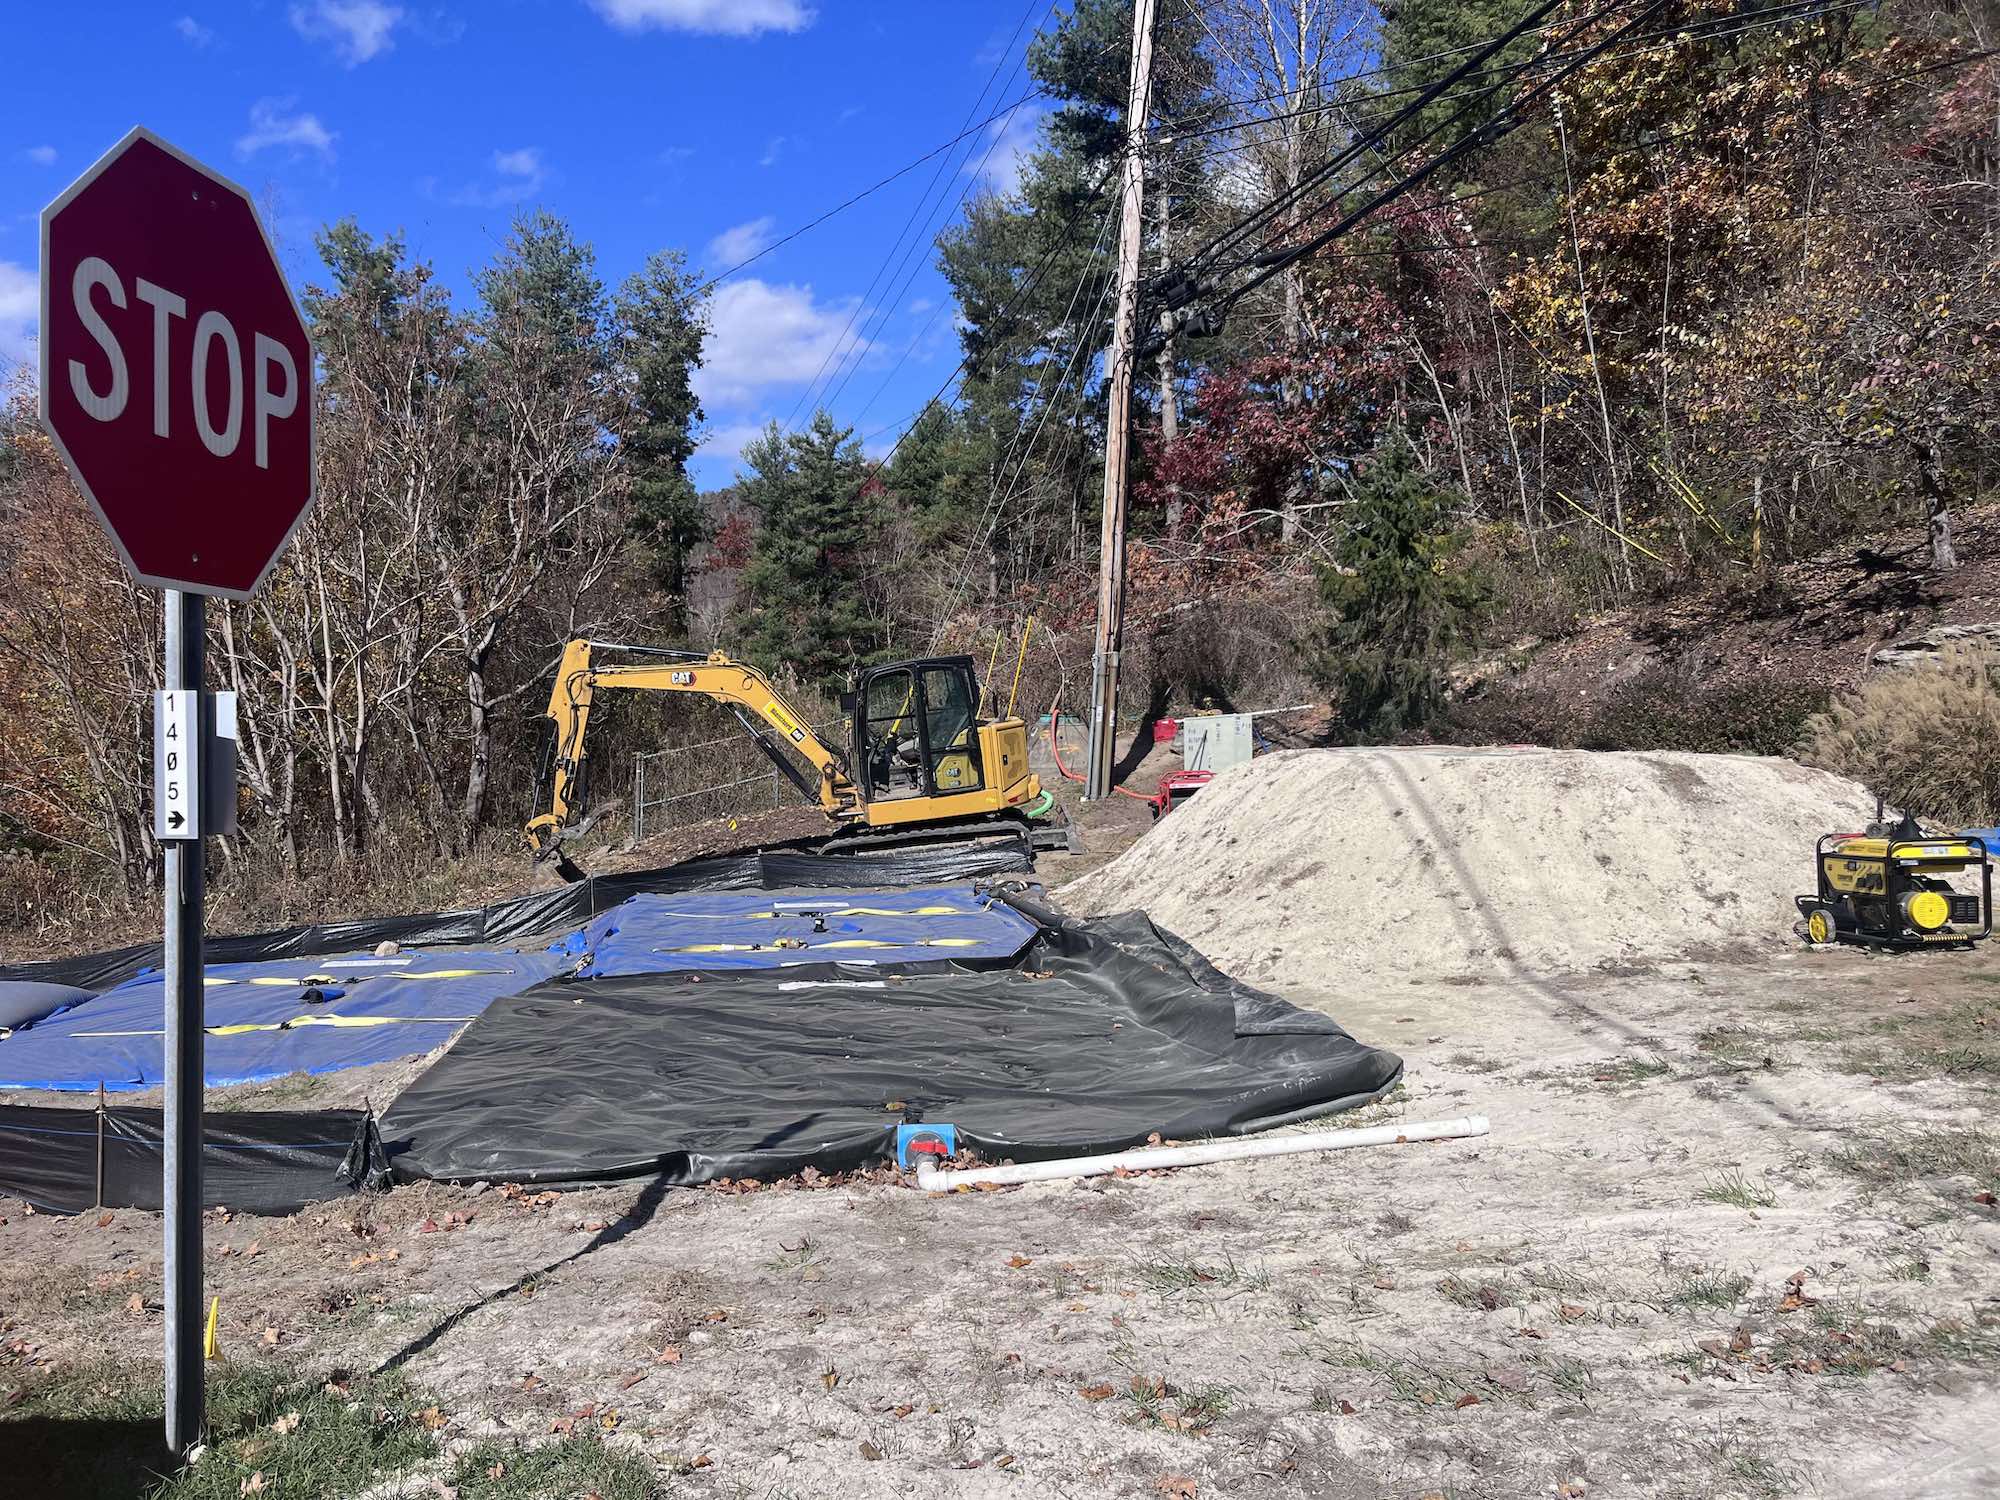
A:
[{"xmin": 1798, "ymin": 638, "xmax": 2000, "ymax": 825}]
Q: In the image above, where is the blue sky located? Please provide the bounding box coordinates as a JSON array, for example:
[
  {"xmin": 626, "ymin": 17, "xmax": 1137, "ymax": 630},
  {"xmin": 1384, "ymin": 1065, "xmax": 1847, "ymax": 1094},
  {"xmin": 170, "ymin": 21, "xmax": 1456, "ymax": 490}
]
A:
[{"xmin": 0, "ymin": 2, "xmax": 1058, "ymax": 487}]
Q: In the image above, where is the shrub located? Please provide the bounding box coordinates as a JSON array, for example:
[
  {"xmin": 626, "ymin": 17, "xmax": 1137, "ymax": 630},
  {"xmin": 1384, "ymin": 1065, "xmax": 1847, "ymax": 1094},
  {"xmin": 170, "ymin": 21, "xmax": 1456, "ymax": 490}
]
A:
[
  {"xmin": 1797, "ymin": 640, "xmax": 2000, "ymax": 825},
  {"xmin": 1440, "ymin": 667, "xmax": 1828, "ymax": 757}
]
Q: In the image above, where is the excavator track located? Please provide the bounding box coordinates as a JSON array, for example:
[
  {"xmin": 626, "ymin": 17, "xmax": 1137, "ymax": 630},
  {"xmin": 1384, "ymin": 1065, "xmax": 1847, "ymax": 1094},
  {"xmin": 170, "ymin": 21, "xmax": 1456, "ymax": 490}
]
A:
[{"xmin": 813, "ymin": 811, "xmax": 1074, "ymax": 858}]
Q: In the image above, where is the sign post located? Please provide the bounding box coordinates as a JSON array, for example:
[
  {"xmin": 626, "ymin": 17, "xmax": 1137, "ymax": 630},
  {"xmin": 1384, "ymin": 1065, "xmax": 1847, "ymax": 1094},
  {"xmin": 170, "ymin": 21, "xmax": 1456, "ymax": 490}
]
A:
[
  {"xmin": 161, "ymin": 590, "xmax": 205, "ymax": 1452},
  {"xmin": 39, "ymin": 127, "xmax": 314, "ymax": 1455}
]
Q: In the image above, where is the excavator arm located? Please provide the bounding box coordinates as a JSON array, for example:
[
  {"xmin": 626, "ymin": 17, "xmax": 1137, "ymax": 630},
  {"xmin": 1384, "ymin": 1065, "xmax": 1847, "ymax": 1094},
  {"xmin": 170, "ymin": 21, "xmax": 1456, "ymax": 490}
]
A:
[{"xmin": 526, "ymin": 639, "xmax": 861, "ymax": 855}]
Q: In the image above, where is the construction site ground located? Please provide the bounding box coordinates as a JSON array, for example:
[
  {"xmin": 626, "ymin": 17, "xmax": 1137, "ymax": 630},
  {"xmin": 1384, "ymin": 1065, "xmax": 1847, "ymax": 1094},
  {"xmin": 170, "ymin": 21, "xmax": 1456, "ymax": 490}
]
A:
[{"xmin": 6, "ymin": 743, "xmax": 2000, "ymax": 1498}]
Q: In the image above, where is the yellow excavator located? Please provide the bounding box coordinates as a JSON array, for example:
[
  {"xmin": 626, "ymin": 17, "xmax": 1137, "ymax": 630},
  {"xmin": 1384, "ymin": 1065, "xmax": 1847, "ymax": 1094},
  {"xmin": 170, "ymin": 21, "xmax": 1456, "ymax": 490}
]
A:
[{"xmin": 526, "ymin": 639, "xmax": 1060, "ymax": 871}]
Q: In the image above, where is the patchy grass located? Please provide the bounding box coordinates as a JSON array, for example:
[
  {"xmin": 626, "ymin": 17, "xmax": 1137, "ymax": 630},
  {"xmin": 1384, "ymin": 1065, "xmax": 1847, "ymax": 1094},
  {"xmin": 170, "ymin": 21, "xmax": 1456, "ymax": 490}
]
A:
[
  {"xmin": 1590, "ymin": 1055, "xmax": 1673, "ymax": 1088},
  {"xmin": 1436, "ymin": 1274, "xmax": 1520, "ymax": 1311},
  {"xmin": 1837, "ymin": 996, "xmax": 2000, "ymax": 1085},
  {"xmin": 1443, "ymin": 1051, "xmax": 1504, "ymax": 1074},
  {"xmin": 1662, "ymin": 1270, "xmax": 1752, "ymax": 1313},
  {"xmin": 1131, "ymin": 1255, "xmax": 1266, "ymax": 1295},
  {"xmin": 448, "ymin": 1434, "xmax": 662, "ymax": 1499},
  {"xmin": 5, "ymin": 1358, "xmax": 436, "ymax": 1500},
  {"xmin": 1695, "ymin": 1025, "xmax": 1781, "ymax": 1072},
  {"xmin": 1828, "ymin": 1125, "xmax": 2000, "ymax": 1201},
  {"xmin": 1698, "ymin": 1170, "xmax": 1779, "ymax": 1210},
  {"xmin": 1120, "ymin": 1376, "xmax": 1232, "ymax": 1435}
]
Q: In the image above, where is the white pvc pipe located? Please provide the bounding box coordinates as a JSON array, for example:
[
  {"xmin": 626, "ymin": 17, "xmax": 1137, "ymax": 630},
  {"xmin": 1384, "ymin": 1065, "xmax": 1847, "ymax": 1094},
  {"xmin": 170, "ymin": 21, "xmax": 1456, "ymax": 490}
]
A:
[{"xmin": 913, "ymin": 1114, "xmax": 1489, "ymax": 1192}]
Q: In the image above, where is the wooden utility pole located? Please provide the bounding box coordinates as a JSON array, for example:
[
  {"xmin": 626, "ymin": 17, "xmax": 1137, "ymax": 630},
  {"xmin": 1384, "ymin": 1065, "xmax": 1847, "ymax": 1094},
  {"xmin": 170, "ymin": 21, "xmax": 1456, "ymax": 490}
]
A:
[{"xmin": 1084, "ymin": 0, "xmax": 1158, "ymax": 802}]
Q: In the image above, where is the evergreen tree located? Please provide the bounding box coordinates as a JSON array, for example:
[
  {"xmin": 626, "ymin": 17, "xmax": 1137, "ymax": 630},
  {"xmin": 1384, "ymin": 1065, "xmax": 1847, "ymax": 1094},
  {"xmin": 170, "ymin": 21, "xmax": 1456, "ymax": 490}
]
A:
[
  {"xmin": 615, "ymin": 251, "xmax": 708, "ymax": 629},
  {"xmin": 1374, "ymin": 0, "xmax": 1540, "ymax": 149},
  {"xmin": 735, "ymin": 413, "xmax": 889, "ymax": 696},
  {"xmin": 1316, "ymin": 437, "xmax": 1488, "ymax": 738}
]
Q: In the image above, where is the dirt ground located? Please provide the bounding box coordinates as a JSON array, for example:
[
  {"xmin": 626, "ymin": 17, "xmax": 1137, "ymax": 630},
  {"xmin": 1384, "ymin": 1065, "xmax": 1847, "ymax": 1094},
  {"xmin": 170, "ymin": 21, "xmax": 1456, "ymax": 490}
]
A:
[
  {"xmin": 7, "ymin": 936, "xmax": 1998, "ymax": 1497},
  {"xmin": 6, "ymin": 737, "xmax": 1999, "ymax": 1497}
]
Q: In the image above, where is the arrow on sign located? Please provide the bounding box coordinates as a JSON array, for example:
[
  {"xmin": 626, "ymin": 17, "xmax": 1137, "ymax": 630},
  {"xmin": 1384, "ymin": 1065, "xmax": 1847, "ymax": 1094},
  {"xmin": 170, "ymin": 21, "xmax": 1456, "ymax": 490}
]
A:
[{"xmin": 168, "ymin": 810, "xmax": 186, "ymax": 831}]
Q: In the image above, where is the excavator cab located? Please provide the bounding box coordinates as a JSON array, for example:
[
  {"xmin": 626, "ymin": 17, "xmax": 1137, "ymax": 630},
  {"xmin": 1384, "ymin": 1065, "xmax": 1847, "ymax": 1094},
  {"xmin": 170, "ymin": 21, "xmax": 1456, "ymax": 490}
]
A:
[{"xmin": 853, "ymin": 657, "xmax": 987, "ymax": 803}]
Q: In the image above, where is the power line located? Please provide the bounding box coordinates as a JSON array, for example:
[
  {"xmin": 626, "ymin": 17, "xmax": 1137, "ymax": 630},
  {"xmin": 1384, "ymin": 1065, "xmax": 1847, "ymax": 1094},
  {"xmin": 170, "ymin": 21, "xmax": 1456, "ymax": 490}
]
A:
[{"xmin": 778, "ymin": 0, "xmax": 1045, "ymax": 436}]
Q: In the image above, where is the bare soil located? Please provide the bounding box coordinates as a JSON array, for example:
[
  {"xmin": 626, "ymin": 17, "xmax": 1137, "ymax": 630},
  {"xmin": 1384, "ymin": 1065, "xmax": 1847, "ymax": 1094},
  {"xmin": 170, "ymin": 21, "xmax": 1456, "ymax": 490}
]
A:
[{"xmin": 7, "ymin": 937, "xmax": 1998, "ymax": 1498}]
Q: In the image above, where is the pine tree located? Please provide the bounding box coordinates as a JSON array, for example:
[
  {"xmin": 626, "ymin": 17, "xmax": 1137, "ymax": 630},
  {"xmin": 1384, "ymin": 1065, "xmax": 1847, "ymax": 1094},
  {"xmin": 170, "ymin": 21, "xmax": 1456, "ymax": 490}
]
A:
[
  {"xmin": 1316, "ymin": 437, "xmax": 1488, "ymax": 738},
  {"xmin": 735, "ymin": 413, "xmax": 889, "ymax": 697},
  {"xmin": 615, "ymin": 251, "xmax": 708, "ymax": 629}
]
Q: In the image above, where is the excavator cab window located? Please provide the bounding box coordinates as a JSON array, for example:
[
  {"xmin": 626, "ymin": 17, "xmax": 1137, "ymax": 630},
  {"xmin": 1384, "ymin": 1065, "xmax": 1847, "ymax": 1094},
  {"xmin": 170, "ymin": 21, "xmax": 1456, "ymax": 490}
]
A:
[
  {"xmin": 861, "ymin": 667, "xmax": 925, "ymax": 801},
  {"xmin": 920, "ymin": 663, "xmax": 983, "ymax": 795},
  {"xmin": 855, "ymin": 659, "xmax": 985, "ymax": 803}
]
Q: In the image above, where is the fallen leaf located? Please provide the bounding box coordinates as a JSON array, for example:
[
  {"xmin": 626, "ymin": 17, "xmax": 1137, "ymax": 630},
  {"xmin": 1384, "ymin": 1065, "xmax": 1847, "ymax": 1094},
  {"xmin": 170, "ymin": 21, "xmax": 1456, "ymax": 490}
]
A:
[
  {"xmin": 239, "ymin": 1474, "xmax": 264, "ymax": 1496},
  {"xmin": 1006, "ymin": 1255, "xmax": 1032, "ymax": 1269},
  {"xmin": 859, "ymin": 1440, "xmax": 883, "ymax": 1461},
  {"xmin": 125, "ymin": 1294, "xmax": 144, "ymax": 1315},
  {"xmin": 1558, "ymin": 1304, "xmax": 1587, "ymax": 1322},
  {"xmin": 261, "ymin": 1327, "xmax": 280, "ymax": 1347},
  {"xmin": 655, "ymin": 1345, "xmax": 683, "ymax": 1364},
  {"xmin": 1337, "ymin": 1399, "xmax": 1357, "ymax": 1415},
  {"xmin": 548, "ymin": 1416, "xmax": 576, "ymax": 1436},
  {"xmin": 486, "ymin": 1463, "xmax": 505, "ymax": 1481},
  {"xmin": 419, "ymin": 1406, "xmax": 447, "ymax": 1431},
  {"xmin": 243, "ymin": 1241, "xmax": 261, "ymax": 1259},
  {"xmin": 821, "ymin": 1368, "xmax": 839, "ymax": 1391},
  {"xmin": 1515, "ymin": 1327, "xmax": 1545, "ymax": 1340},
  {"xmin": 95, "ymin": 1212, "xmax": 113, "ymax": 1229},
  {"xmin": 892, "ymin": 1403, "xmax": 914, "ymax": 1418},
  {"xmin": 270, "ymin": 1411, "xmax": 301, "ymax": 1435},
  {"xmin": 619, "ymin": 1372, "xmax": 648, "ymax": 1391},
  {"xmin": 1454, "ymin": 1393, "xmax": 1481, "ymax": 1409},
  {"xmin": 1079, "ymin": 1382, "xmax": 1115, "ymax": 1402},
  {"xmin": 1373, "ymin": 1277, "xmax": 1396, "ymax": 1290},
  {"xmin": 1730, "ymin": 1326, "xmax": 1753, "ymax": 1354},
  {"xmin": 1974, "ymin": 1191, "xmax": 1996, "ymax": 1206},
  {"xmin": 1157, "ymin": 1476, "xmax": 1198, "ymax": 1499},
  {"xmin": 520, "ymin": 1374, "xmax": 540, "ymax": 1391}
]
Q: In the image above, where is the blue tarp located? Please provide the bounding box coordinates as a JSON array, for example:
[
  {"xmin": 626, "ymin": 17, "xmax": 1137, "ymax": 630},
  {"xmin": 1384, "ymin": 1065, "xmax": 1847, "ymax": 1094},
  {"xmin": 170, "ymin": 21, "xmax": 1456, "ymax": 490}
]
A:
[
  {"xmin": 0, "ymin": 949, "xmax": 572, "ymax": 1091},
  {"xmin": 565, "ymin": 884, "xmax": 1039, "ymax": 977},
  {"xmin": 0, "ymin": 884, "xmax": 1036, "ymax": 1092}
]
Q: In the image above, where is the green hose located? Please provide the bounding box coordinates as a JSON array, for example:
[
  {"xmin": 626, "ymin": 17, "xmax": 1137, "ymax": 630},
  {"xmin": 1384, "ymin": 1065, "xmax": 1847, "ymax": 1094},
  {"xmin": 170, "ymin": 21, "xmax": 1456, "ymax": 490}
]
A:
[{"xmin": 1021, "ymin": 789, "xmax": 1056, "ymax": 820}]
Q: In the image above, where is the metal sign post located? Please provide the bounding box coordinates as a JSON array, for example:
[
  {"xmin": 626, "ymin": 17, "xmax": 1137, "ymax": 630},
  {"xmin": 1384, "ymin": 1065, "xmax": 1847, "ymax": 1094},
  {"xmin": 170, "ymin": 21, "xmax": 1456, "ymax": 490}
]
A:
[
  {"xmin": 159, "ymin": 590, "xmax": 206, "ymax": 1453},
  {"xmin": 39, "ymin": 126, "xmax": 313, "ymax": 1457}
]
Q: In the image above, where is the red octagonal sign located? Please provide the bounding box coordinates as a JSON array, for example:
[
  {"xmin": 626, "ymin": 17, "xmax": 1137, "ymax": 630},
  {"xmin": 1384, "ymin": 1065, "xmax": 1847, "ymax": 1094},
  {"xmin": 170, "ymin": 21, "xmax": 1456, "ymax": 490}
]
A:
[{"xmin": 39, "ymin": 127, "xmax": 315, "ymax": 598}]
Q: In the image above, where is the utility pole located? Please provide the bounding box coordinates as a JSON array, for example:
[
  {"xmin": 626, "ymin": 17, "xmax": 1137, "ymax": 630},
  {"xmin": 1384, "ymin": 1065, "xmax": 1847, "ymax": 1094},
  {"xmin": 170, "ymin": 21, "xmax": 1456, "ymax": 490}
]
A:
[{"xmin": 1084, "ymin": 0, "xmax": 1158, "ymax": 802}]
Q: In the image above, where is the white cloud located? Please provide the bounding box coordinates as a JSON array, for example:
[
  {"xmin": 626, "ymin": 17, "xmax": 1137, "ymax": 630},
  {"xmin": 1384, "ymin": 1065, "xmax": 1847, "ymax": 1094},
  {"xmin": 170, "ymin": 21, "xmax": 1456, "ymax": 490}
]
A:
[
  {"xmin": 0, "ymin": 260, "xmax": 37, "ymax": 373},
  {"xmin": 174, "ymin": 15, "xmax": 214, "ymax": 46},
  {"xmin": 290, "ymin": 0, "xmax": 403, "ymax": 65},
  {"xmin": 447, "ymin": 147, "xmax": 550, "ymax": 208},
  {"xmin": 493, "ymin": 146, "xmax": 545, "ymax": 182},
  {"xmin": 706, "ymin": 216, "xmax": 776, "ymax": 268},
  {"xmin": 20, "ymin": 145, "xmax": 57, "ymax": 166},
  {"xmin": 696, "ymin": 279, "xmax": 868, "ymax": 405},
  {"xmin": 695, "ymin": 420, "xmax": 773, "ymax": 462},
  {"xmin": 590, "ymin": 0, "xmax": 813, "ymax": 38},
  {"xmin": 236, "ymin": 99, "xmax": 338, "ymax": 161},
  {"xmin": 969, "ymin": 105, "xmax": 1043, "ymax": 195},
  {"xmin": 759, "ymin": 136, "xmax": 785, "ymax": 168}
]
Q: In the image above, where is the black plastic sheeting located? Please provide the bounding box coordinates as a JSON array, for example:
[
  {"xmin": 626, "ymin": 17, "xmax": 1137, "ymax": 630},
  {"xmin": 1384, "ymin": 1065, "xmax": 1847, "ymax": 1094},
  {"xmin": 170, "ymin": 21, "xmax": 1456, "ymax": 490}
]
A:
[
  {"xmin": 0, "ymin": 1104, "xmax": 376, "ymax": 1215},
  {"xmin": 0, "ymin": 840, "xmax": 1034, "ymax": 995},
  {"xmin": 379, "ymin": 891, "xmax": 1403, "ymax": 1186}
]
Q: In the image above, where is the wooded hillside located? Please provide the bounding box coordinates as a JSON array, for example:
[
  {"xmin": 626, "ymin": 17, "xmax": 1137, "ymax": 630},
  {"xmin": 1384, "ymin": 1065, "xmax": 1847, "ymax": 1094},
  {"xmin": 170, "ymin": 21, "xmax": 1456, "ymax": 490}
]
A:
[{"xmin": 3, "ymin": 0, "xmax": 1996, "ymax": 939}]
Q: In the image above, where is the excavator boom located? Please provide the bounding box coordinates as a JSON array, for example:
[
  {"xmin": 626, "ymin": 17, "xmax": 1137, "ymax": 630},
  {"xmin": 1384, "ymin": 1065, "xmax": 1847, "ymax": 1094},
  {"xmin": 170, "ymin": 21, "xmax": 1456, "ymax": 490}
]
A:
[{"xmin": 527, "ymin": 641, "xmax": 861, "ymax": 854}]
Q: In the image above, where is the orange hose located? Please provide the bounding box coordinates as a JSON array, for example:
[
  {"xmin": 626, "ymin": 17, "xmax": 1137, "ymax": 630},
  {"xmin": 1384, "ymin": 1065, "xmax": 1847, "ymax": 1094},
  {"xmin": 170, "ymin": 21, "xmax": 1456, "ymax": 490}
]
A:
[{"xmin": 1048, "ymin": 698, "xmax": 1154, "ymax": 801}]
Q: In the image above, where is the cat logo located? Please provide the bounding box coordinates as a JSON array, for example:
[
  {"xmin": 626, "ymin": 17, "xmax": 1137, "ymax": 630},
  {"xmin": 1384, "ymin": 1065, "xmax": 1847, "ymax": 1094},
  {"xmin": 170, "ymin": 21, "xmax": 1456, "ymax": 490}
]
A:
[{"xmin": 671, "ymin": 671, "xmax": 695, "ymax": 685}]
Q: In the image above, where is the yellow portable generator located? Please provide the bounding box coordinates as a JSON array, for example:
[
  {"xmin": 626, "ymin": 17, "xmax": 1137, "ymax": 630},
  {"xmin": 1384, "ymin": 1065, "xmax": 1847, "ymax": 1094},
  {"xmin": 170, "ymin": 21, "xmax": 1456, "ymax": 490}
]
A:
[{"xmin": 1797, "ymin": 817, "xmax": 1991, "ymax": 950}]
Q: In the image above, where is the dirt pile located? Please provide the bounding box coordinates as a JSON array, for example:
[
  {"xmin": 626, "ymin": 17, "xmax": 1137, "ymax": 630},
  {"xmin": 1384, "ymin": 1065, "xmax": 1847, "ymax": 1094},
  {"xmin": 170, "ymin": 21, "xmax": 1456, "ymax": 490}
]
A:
[{"xmin": 1060, "ymin": 747, "xmax": 1880, "ymax": 987}]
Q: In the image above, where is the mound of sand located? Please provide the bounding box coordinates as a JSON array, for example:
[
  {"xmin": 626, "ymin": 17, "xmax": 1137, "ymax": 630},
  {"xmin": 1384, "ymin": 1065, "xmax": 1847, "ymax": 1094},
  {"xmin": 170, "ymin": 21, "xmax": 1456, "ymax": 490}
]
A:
[{"xmin": 1060, "ymin": 747, "xmax": 1879, "ymax": 988}]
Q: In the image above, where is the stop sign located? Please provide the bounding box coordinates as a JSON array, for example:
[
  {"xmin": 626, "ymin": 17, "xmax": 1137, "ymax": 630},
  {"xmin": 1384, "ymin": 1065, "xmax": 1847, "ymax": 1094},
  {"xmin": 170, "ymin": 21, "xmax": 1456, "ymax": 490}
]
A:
[{"xmin": 39, "ymin": 127, "xmax": 314, "ymax": 598}]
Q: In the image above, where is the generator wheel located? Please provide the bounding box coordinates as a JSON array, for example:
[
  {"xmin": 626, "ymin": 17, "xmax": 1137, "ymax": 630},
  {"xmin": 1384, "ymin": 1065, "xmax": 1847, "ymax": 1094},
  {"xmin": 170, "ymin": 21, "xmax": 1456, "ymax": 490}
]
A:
[{"xmin": 1803, "ymin": 904, "xmax": 1841, "ymax": 947}]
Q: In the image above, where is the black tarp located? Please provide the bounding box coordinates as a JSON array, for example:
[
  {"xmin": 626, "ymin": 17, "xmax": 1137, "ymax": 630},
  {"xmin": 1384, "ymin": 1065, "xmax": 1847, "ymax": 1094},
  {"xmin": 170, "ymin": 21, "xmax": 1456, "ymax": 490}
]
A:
[
  {"xmin": 0, "ymin": 839, "xmax": 1034, "ymax": 995},
  {"xmin": 0, "ymin": 1104, "xmax": 374, "ymax": 1215},
  {"xmin": 379, "ymin": 890, "xmax": 1403, "ymax": 1186}
]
